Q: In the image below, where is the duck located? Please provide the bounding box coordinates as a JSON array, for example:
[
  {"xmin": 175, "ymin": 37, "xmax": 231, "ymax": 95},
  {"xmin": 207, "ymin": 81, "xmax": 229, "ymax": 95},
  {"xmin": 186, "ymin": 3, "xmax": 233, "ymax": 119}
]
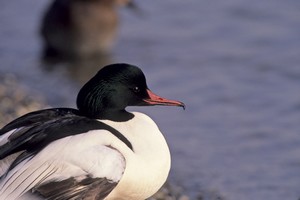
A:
[
  {"xmin": 40, "ymin": 0, "xmax": 136, "ymax": 60},
  {"xmin": 0, "ymin": 63, "xmax": 185, "ymax": 200}
]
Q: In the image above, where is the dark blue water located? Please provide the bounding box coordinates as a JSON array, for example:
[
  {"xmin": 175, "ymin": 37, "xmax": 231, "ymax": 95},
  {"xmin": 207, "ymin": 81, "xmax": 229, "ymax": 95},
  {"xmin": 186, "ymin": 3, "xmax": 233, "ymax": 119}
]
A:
[{"xmin": 1, "ymin": 0, "xmax": 300, "ymax": 199}]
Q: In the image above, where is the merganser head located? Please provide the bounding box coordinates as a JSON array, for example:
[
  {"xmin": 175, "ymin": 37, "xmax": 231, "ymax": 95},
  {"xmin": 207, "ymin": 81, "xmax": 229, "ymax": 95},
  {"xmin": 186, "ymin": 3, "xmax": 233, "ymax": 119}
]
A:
[{"xmin": 76, "ymin": 63, "xmax": 185, "ymax": 121}]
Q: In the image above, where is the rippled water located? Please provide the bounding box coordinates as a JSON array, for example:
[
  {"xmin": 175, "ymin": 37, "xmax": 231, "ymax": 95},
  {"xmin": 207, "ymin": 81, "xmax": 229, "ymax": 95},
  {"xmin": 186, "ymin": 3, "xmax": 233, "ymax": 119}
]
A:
[{"xmin": 1, "ymin": 0, "xmax": 300, "ymax": 199}]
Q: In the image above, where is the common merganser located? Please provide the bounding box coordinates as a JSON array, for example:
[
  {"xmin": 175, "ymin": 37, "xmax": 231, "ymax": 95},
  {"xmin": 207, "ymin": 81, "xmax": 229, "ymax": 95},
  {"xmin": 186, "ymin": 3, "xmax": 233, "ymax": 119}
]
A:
[{"xmin": 0, "ymin": 63, "xmax": 184, "ymax": 200}]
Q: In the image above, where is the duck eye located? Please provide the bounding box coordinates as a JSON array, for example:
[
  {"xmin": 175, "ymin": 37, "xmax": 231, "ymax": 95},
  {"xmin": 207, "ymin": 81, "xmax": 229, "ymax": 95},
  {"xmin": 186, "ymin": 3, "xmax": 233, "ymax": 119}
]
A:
[{"xmin": 132, "ymin": 86, "xmax": 140, "ymax": 93}]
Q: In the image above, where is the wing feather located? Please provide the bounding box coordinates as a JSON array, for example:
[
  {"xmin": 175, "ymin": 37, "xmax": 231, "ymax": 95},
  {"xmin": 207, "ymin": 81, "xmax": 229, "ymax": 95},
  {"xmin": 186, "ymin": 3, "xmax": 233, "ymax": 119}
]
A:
[
  {"xmin": 34, "ymin": 176, "xmax": 118, "ymax": 200},
  {"xmin": 0, "ymin": 108, "xmax": 129, "ymax": 199},
  {"xmin": 1, "ymin": 135, "xmax": 125, "ymax": 199}
]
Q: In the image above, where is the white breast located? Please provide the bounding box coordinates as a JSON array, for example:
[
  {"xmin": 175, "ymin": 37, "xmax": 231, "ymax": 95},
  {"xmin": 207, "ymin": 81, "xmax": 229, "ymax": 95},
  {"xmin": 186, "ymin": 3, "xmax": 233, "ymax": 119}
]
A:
[{"xmin": 103, "ymin": 112, "xmax": 171, "ymax": 200}]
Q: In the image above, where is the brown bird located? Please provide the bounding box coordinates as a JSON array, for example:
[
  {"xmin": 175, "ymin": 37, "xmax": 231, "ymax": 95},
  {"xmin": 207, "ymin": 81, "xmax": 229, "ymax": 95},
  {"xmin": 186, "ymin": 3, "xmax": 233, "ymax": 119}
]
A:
[{"xmin": 40, "ymin": 0, "xmax": 135, "ymax": 60}]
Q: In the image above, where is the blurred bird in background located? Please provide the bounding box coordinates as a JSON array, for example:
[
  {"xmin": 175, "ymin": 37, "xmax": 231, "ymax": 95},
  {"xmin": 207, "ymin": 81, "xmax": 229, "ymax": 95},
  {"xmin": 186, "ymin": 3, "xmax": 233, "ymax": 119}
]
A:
[{"xmin": 40, "ymin": 0, "xmax": 137, "ymax": 61}]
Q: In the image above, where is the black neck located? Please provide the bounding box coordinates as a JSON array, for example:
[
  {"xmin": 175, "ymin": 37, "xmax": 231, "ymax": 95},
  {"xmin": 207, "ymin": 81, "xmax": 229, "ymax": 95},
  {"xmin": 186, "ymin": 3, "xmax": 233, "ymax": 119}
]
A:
[
  {"xmin": 80, "ymin": 108, "xmax": 134, "ymax": 122},
  {"xmin": 99, "ymin": 109, "xmax": 134, "ymax": 122}
]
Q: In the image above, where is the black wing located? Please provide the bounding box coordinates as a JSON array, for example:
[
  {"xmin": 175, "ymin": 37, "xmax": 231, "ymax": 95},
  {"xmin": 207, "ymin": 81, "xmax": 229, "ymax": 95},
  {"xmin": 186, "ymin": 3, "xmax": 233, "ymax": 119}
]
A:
[
  {"xmin": 33, "ymin": 175, "xmax": 118, "ymax": 200},
  {"xmin": 0, "ymin": 108, "xmax": 80, "ymax": 136}
]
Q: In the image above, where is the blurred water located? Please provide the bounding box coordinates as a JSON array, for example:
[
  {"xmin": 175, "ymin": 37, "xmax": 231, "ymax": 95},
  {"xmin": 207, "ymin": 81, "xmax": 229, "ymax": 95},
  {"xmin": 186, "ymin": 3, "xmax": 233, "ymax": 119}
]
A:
[{"xmin": 1, "ymin": 0, "xmax": 300, "ymax": 199}]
